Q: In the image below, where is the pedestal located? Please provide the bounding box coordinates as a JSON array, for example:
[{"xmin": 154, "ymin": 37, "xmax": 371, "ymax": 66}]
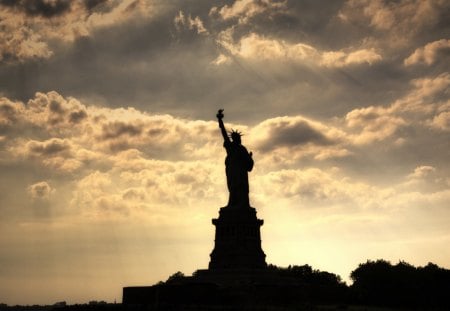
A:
[{"xmin": 209, "ymin": 206, "xmax": 266, "ymax": 270}]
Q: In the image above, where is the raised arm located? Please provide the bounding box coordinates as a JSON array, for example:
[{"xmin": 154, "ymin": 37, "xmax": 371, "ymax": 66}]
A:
[{"xmin": 216, "ymin": 109, "xmax": 230, "ymax": 144}]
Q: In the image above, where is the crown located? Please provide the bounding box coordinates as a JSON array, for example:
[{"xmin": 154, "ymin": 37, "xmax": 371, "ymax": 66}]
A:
[{"xmin": 229, "ymin": 129, "xmax": 243, "ymax": 139}]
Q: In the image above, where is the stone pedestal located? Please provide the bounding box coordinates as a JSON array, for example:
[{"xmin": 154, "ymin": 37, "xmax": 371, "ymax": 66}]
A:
[{"xmin": 209, "ymin": 206, "xmax": 266, "ymax": 270}]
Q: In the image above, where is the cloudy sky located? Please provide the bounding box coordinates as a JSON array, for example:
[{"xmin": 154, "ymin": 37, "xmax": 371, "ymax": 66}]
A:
[{"xmin": 0, "ymin": 0, "xmax": 449, "ymax": 305}]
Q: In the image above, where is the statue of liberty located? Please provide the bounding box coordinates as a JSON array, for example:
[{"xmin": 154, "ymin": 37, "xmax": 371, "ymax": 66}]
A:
[{"xmin": 216, "ymin": 109, "xmax": 254, "ymax": 208}]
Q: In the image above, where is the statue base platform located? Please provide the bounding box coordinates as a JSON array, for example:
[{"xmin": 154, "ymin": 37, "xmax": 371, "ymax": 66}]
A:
[{"xmin": 122, "ymin": 268, "xmax": 312, "ymax": 306}]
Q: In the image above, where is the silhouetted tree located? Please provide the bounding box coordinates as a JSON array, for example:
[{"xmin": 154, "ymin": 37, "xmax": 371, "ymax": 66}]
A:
[
  {"xmin": 350, "ymin": 259, "xmax": 450, "ymax": 308},
  {"xmin": 166, "ymin": 271, "xmax": 186, "ymax": 283},
  {"xmin": 267, "ymin": 264, "xmax": 348, "ymax": 303}
]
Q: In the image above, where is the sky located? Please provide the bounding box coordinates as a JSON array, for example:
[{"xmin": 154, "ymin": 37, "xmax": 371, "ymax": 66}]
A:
[{"xmin": 0, "ymin": 0, "xmax": 449, "ymax": 305}]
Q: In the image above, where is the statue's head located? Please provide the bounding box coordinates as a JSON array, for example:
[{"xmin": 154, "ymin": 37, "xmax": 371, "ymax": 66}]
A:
[{"xmin": 230, "ymin": 130, "xmax": 242, "ymax": 144}]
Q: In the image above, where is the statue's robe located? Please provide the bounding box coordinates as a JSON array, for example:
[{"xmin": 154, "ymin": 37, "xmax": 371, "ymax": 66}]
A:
[{"xmin": 224, "ymin": 140, "xmax": 253, "ymax": 207}]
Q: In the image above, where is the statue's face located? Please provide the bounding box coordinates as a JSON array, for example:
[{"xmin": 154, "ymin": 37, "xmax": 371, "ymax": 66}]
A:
[{"xmin": 233, "ymin": 136, "xmax": 241, "ymax": 144}]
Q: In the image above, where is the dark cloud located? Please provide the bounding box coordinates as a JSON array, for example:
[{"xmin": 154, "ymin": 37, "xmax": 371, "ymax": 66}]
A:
[
  {"xmin": 83, "ymin": 0, "xmax": 108, "ymax": 11},
  {"xmin": 256, "ymin": 118, "xmax": 335, "ymax": 153},
  {"xmin": 48, "ymin": 99, "xmax": 64, "ymax": 113},
  {"xmin": 100, "ymin": 122, "xmax": 143, "ymax": 140},
  {"xmin": 27, "ymin": 139, "xmax": 71, "ymax": 156},
  {"xmin": 147, "ymin": 127, "xmax": 168, "ymax": 137},
  {"xmin": 68, "ymin": 109, "xmax": 88, "ymax": 123},
  {"xmin": 0, "ymin": 0, "xmax": 71, "ymax": 17},
  {"xmin": 0, "ymin": 0, "xmax": 118, "ymax": 18}
]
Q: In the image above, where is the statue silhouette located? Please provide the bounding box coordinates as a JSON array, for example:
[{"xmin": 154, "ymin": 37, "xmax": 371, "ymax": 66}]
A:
[{"xmin": 216, "ymin": 109, "xmax": 253, "ymax": 208}]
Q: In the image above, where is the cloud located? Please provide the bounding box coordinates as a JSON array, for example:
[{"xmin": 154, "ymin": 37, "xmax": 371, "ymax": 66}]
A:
[
  {"xmin": 210, "ymin": 0, "xmax": 287, "ymax": 23},
  {"xmin": 221, "ymin": 32, "xmax": 319, "ymax": 60},
  {"xmin": 0, "ymin": 0, "xmax": 448, "ymax": 124},
  {"xmin": 254, "ymin": 167, "xmax": 383, "ymax": 209},
  {"xmin": 339, "ymin": 0, "xmax": 449, "ymax": 48},
  {"xmin": 1, "ymin": 91, "xmax": 222, "ymax": 168},
  {"xmin": 0, "ymin": 0, "xmax": 71, "ymax": 17},
  {"xmin": 0, "ymin": 92, "xmax": 100, "ymax": 172},
  {"xmin": 100, "ymin": 121, "xmax": 143, "ymax": 140},
  {"xmin": 404, "ymin": 39, "xmax": 450, "ymax": 66},
  {"xmin": 0, "ymin": 91, "xmax": 226, "ymax": 214},
  {"xmin": 0, "ymin": 0, "xmax": 154, "ymax": 63},
  {"xmin": 70, "ymin": 170, "xmax": 133, "ymax": 217},
  {"xmin": 84, "ymin": 0, "xmax": 108, "ymax": 11},
  {"xmin": 25, "ymin": 138, "xmax": 71, "ymax": 157},
  {"xmin": 9, "ymin": 137, "xmax": 87, "ymax": 173},
  {"xmin": 1, "ymin": 91, "xmax": 89, "ymax": 138},
  {"xmin": 408, "ymin": 165, "xmax": 436, "ymax": 179},
  {"xmin": 253, "ymin": 163, "xmax": 450, "ymax": 218},
  {"xmin": 27, "ymin": 181, "xmax": 54, "ymax": 199},
  {"xmin": 6, "ymin": 0, "xmax": 446, "ymax": 124},
  {"xmin": 401, "ymin": 165, "xmax": 450, "ymax": 193},
  {"xmin": 250, "ymin": 116, "xmax": 350, "ymax": 163},
  {"xmin": 1, "ymin": 73, "xmax": 448, "ymax": 194},
  {"xmin": 345, "ymin": 105, "xmax": 407, "ymax": 145},
  {"xmin": 217, "ymin": 32, "xmax": 382, "ymax": 67},
  {"xmin": 0, "ymin": 97, "xmax": 24, "ymax": 130},
  {"xmin": 369, "ymin": 0, "xmax": 442, "ymax": 33},
  {"xmin": 0, "ymin": 83, "xmax": 448, "ymax": 222},
  {"xmin": 70, "ymin": 157, "xmax": 222, "ymax": 218},
  {"xmin": 0, "ymin": 11, "xmax": 53, "ymax": 62},
  {"xmin": 68, "ymin": 109, "xmax": 88, "ymax": 124},
  {"xmin": 345, "ymin": 73, "xmax": 450, "ymax": 144},
  {"xmin": 0, "ymin": 91, "xmax": 363, "ymax": 220},
  {"xmin": 211, "ymin": 53, "xmax": 231, "ymax": 65},
  {"xmin": 408, "ymin": 73, "xmax": 450, "ymax": 101},
  {"xmin": 321, "ymin": 48, "xmax": 382, "ymax": 67},
  {"xmin": 88, "ymin": 111, "xmax": 221, "ymax": 156},
  {"xmin": 174, "ymin": 10, "xmax": 208, "ymax": 35},
  {"xmin": 429, "ymin": 110, "xmax": 450, "ymax": 131},
  {"xmin": 252, "ymin": 116, "xmax": 338, "ymax": 150}
]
